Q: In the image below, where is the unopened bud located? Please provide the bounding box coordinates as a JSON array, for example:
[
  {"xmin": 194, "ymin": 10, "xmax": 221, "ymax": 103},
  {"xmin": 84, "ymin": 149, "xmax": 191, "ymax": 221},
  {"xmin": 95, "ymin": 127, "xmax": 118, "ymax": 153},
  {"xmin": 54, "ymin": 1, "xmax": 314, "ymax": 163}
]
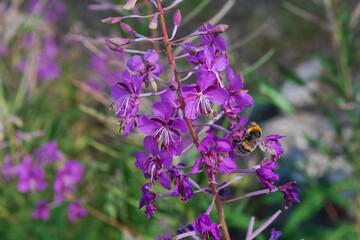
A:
[
  {"xmin": 186, "ymin": 46, "xmax": 197, "ymax": 55},
  {"xmin": 208, "ymin": 24, "xmax": 229, "ymax": 34},
  {"xmin": 106, "ymin": 39, "xmax": 125, "ymax": 52},
  {"xmin": 123, "ymin": 0, "xmax": 137, "ymax": 10},
  {"xmin": 149, "ymin": 13, "xmax": 158, "ymax": 30},
  {"xmin": 169, "ymin": 80, "xmax": 179, "ymax": 91},
  {"xmin": 173, "ymin": 10, "xmax": 181, "ymax": 26},
  {"xmin": 101, "ymin": 17, "xmax": 122, "ymax": 24},
  {"xmin": 109, "ymin": 38, "xmax": 131, "ymax": 46},
  {"xmin": 148, "ymin": 76, "xmax": 158, "ymax": 92},
  {"xmin": 120, "ymin": 23, "xmax": 136, "ymax": 36}
]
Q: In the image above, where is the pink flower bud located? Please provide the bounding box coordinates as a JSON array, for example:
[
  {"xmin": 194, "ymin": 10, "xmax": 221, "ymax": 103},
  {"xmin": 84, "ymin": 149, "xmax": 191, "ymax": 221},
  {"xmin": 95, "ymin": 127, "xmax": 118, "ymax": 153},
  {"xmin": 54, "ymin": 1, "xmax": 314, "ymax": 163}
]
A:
[
  {"xmin": 186, "ymin": 46, "xmax": 197, "ymax": 55},
  {"xmin": 123, "ymin": 0, "xmax": 137, "ymax": 10},
  {"xmin": 208, "ymin": 24, "xmax": 229, "ymax": 34},
  {"xmin": 106, "ymin": 39, "xmax": 125, "ymax": 52},
  {"xmin": 109, "ymin": 38, "xmax": 131, "ymax": 46},
  {"xmin": 173, "ymin": 10, "xmax": 181, "ymax": 26},
  {"xmin": 120, "ymin": 23, "xmax": 136, "ymax": 36},
  {"xmin": 149, "ymin": 13, "xmax": 158, "ymax": 30},
  {"xmin": 101, "ymin": 17, "xmax": 122, "ymax": 24}
]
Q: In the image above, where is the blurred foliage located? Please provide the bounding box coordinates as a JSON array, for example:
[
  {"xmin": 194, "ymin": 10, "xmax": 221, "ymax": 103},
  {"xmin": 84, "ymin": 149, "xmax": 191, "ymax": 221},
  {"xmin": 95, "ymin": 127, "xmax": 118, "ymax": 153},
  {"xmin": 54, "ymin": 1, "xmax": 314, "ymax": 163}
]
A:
[{"xmin": 0, "ymin": 0, "xmax": 359, "ymax": 239}]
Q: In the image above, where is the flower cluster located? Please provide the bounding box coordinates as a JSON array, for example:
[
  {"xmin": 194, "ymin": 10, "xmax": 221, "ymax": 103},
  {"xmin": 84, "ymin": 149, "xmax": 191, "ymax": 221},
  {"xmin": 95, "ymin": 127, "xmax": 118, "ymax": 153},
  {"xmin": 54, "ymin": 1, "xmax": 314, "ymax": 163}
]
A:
[
  {"xmin": 103, "ymin": 1, "xmax": 301, "ymax": 238},
  {"xmin": 1, "ymin": 141, "xmax": 86, "ymax": 222}
]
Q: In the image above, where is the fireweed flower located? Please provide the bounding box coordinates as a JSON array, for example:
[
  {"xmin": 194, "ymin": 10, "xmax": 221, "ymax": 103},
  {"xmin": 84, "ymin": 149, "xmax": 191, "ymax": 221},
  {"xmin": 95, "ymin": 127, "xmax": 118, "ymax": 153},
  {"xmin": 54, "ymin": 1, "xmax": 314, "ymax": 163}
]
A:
[
  {"xmin": 138, "ymin": 184, "xmax": 157, "ymax": 217},
  {"xmin": 269, "ymin": 228, "xmax": 282, "ymax": 240},
  {"xmin": 34, "ymin": 140, "xmax": 63, "ymax": 165},
  {"xmin": 168, "ymin": 166, "xmax": 194, "ymax": 202},
  {"xmin": 110, "ymin": 70, "xmax": 142, "ymax": 137},
  {"xmin": 226, "ymin": 67, "xmax": 253, "ymax": 109},
  {"xmin": 193, "ymin": 214, "xmax": 221, "ymax": 240},
  {"xmin": 135, "ymin": 136, "xmax": 172, "ymax": 190},
  {"xmin": 32, "ymin": 200, "xmax": 50, "ymax": 220},
  {"xmin": 199, "ymin": 23, "xmax": 227, "ymax": 52},
  {"xmin": 126, "ymin": 49, "xmax": 163, "ymax": 91},
  {"xmin": 191, "ymin": 129, "xmax": 237, "ymax": 183},
  {"xmin": 67, "ymin": 200, "xmax": 87, "ymax": 222},
  {"xmin": 259, "ymin": 135, "xmax": 286, "ymax": 160},
  {"xmin": 256, "ymin": 158, "xmax": 279, "ymax": 193},
  {"xmin": 181, "ymin": 83, "xmax": 228, "ymax": 120},
  {"xmin": 16, "ymin": 155, "xmax": 47, "ymax": 193},
  {"xmin": 53, "ymin": 160, "xmax": 84, "ymax": 203},
  {"xmin": 278, "ymin": 181, "xmax": 301, "ymax": 209},
  {"xmin": 138, "ymin": 101, "xmax": 188, "ymax": 156},
  {"xmin": 198, "ymin": 45, "xmax": 228, "ymax": 88}
]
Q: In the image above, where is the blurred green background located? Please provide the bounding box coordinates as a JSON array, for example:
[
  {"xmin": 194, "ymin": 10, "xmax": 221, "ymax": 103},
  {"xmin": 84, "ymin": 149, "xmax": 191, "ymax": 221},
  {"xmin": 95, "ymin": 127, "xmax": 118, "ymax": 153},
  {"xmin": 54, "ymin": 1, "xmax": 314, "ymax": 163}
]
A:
[{"xmin": 1, "ymin": 0, "xmax": 359, "ymax": 239}]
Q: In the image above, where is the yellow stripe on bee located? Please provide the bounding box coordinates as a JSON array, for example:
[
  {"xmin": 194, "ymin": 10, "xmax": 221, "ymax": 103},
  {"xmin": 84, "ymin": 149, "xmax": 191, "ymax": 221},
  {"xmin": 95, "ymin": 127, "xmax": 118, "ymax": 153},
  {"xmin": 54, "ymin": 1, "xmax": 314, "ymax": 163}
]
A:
[{"xmin": 246, "ymin": 123, "xmax": 262, "ymax": 134}]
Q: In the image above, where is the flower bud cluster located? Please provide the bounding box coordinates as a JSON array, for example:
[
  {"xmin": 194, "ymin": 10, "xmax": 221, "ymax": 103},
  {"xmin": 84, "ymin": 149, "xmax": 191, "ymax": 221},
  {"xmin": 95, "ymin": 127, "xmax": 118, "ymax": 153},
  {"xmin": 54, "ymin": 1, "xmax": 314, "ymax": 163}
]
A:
[{"xmin": 104, "ymin": 1, "xmax": 300, "ymax": 238}]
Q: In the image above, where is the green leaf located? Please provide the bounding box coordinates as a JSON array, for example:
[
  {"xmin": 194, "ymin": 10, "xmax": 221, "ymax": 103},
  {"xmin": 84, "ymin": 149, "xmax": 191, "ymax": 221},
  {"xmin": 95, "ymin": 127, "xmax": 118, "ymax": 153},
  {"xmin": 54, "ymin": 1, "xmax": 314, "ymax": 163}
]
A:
[
  {"xmin": 278, "ymin": 65, "xmax": 305, "ymax": 86},
  {"xmin": 259, "ymin": 82, "xmax": 295, "ymax": 115}
]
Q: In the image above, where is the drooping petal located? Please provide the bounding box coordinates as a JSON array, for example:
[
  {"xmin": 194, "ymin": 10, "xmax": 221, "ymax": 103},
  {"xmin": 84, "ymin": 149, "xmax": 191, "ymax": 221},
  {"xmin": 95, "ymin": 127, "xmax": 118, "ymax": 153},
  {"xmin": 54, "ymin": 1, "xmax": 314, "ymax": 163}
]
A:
[
  {"xmin": 232, "ymin": 91, "xmax": 254, "ymax": 107},
  {"xmin": 191, "ymin": 157, "xmax": 203, "ymax": 174},
  {"xmin": 159, "ymin": 150, "xmax": 173, "ymax": 168},
  {"xmin": 143, "ymin": 135, "xmax": 159, "ymax": 155},
  {"xmin": 159, "ymin": 172, "xmax": 171, "ymax": 190},
  {"xmin": 135, "ymin": 152, "xmax": 148, "ymax": 170}
]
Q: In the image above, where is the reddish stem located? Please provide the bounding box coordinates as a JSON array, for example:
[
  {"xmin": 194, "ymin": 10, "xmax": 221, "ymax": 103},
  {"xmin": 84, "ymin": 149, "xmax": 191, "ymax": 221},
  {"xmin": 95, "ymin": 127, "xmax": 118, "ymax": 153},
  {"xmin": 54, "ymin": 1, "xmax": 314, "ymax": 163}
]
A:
[{"xmin": 155, "ymin": 0, "xmax": 231, "ymax": 239}]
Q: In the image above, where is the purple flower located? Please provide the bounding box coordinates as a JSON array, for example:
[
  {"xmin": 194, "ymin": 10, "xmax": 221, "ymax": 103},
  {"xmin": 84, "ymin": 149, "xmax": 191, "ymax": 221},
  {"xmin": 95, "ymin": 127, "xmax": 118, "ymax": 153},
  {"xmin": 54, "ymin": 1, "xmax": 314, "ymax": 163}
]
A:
[
  {"xmin": 197, "ymin": 45, "xmax": 228, "ymax": 89},
  {"xmin": 199, "ymin": 23, "xmax": 227, "ymax": 52},
  {"xmin": 138, "ymin": 101, "xmax": 188, "ymax": 156},
  {"xmin": 135, "ymin": 136, "xmax": 172, "ymax": 190},
  {"xmin": 226, "ymin": 67, "xmax": 253, "ymax": 108},
  {"xmin": 255, "ymin": 158, "xmax": 279, "ymax": 192},
  {"xmin": 67, "ymin": 200, "xmax": 87, "ymax": 222},
  {"xmin": 278, "ymin": 181, "xmax": 301, "ymax": 209},
  {"xmin": 110, "ymin": 70, "xmax": 142, "ymax": 137},
  {"xmin": 168, "ymin": 167, "xmax": 194, "ymax": 202},
  {"xmin": 181, "ymin": 83, "xmax": 228, "ymax": 120},
  {"xmin": 53, "ymin": 160, "xmax": 84, "ymax": 203},
  {"xmin": 2, "ymin": 154, "xmax": 14, "ymax": 181},
  {"xmin": 138, "ymin": 185, "xmax": 157, "ymax": 218},
  {"xmin": 32, "ymin": 200, "xmax": 50, "ymax": 220},
  {"xmin": 160, "ymin": 87, "xmax": 182, "ymax": 118},
  {"xmin": 127, "ymin": 49, "xmax": 163, "ymax": 91},
  {"xmin": 192, "ymin": 214, "xmax": 221, "ymax": 240},
  {"xmin": 16, "ymin": 155, "xmax": 47, "ymax": 193},
  {"xmin": 259, "ymin": 135, "xmax": 286, "ymax": 160},
  {"xmin": 38, "ymin": 37, "xmax": 60, "ymax": 82},
  {"xmin": 191, "ymin": 129, "xmax": 237, "ymax": 183},
  {"xmin": 269, "ymin": 228, "xmax": 282, "ymax": 240},
  {"xmin": 34, "ymin": 140, "xmax": 62, "ymax": 165}
]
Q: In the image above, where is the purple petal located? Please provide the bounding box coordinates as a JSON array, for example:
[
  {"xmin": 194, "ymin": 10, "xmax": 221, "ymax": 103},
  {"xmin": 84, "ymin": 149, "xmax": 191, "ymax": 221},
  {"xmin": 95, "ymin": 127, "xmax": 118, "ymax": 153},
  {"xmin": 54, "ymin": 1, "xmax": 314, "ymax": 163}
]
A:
[
  {"xmin": 214, "ymin": 36, "xmax": 227, "ymax": 52},
  {"xmin": 153, "ymin": 101, "xmax": 172, "ymax": 123},
  {"xmin": 159, "ymin": 172, "xmax": 171, "ymax": 190},
  {"xmin": 184, "ymin": 99, "xmax": 200, "ymax": 120},
  {"xmin": 111, "ymin": 84, "xmax": 129, "ymax": 101},
  {"xmin": 205, "ymin": 87, "xmax": 229, "ymax": 105},
  {"xmin": 212, "ymin": 54, "xmax": 228, "ymax": 72},
  {"xmin": 197, "ymin": 71, "xmax": 216, "ymax": 91},
  {"xmin": 144, "ymin": 49, "xmax": 159, "ymax": 63},
  {"xmin": 214, "ymin": 138, "xmax": 231, "ymax": 153},
  {"xmin": 138, "ymin": 115, "xmax": 162, "ymax": 134},
  {"xmin": 135, "ymin": 152, "xmax": 148, "ymax": 170},
  {"xmin": 191, "ymin": 157, "xmax": 203, "ymax": 174},
  {"xmin": 226, "ymin": 67, "xmax": 234, "ymax": 87},
  {"xmin": 159, "ymin": 150, "xmax": 173, "ymax": 168},
  {"xmin": 233, "ymin": 92, "xmax": 254, "ymax": 107},
  {"xmin": 229, "ymin": 73, "xmax": 244, "ymax": 91},
  {"xmin": 127, "ymin": 55, "xmax": 144, "ymax": 72},
  {"xmin": 170, "ymin": 118, "xmax": 188, "ymax": 133},
  {"xmin": 152, "ymin": 64, "xmax": 163, "ymax": 76},
  {"xmin": 218, "ymin": 156, "xmax": 237, "ymax": 173},
  {"xmin": 181, "ymin": 84, "xmax": 198, "ymax": 100},
  {"xmin": 198, "ymin": 136, "xmax": 212, "ymax": 153},
  {"xmin": 143, "ymin": 135, "xmax": 159, "ymax": 155}
]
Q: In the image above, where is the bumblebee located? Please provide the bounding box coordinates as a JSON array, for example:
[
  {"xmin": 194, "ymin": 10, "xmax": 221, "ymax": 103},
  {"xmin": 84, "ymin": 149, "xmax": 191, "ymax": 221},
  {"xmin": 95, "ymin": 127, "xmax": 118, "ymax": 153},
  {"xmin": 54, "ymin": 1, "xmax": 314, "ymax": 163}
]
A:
[{"xmin": 234, "ymin": 122, "xmax": 262, "ymax": 156}]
